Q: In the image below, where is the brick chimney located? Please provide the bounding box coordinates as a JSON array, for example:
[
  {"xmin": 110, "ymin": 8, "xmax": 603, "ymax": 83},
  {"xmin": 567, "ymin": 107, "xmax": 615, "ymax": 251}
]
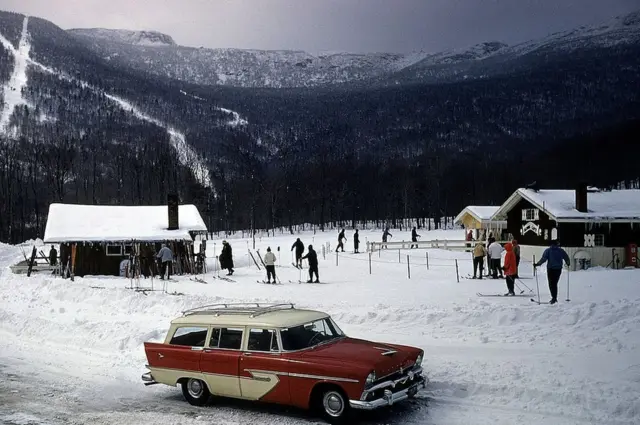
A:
[
  {"xmin": 167, "ymin": 193, "xmax": 179, "ymax": 230},
  {"xmin": 575, "ymin": 183, "xmax": 588, "ymax": 213}
]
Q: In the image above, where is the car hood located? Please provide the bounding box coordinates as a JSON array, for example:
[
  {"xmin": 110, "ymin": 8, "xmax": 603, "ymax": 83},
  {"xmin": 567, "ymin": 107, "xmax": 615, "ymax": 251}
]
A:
[{"xmin": 299, "ymin": 337, "xmax": 418, "ymax": 377}]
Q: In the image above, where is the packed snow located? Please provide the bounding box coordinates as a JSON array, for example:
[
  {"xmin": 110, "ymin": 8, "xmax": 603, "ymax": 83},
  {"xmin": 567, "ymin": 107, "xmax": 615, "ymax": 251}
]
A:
[
  {"xmin": 43, "ymin": 204, "xmax": 207, "ymax": 243},
  {"xmin": 0, "ymin": 16, "xmax": 30, "ymax": 135},
  {"xmin": 1, "ymin": 228, "xmax": 640, "ymax": 425}
]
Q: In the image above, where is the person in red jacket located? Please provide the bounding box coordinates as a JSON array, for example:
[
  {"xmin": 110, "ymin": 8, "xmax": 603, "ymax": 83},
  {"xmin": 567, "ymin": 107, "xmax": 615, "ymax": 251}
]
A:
[{"xmin": 502, "ymin": 242, "xmax": 517, "ymax": 296}]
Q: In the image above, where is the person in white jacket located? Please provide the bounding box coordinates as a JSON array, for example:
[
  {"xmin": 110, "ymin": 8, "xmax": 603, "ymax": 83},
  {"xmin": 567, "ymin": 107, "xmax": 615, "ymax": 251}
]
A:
[
  {"xmin": 263, "ymin": 247, "xmax": 277, "ymax": 283},
  {"xmin": 488, "ymin": 239, "xmax": 504, "ymax": 279}
]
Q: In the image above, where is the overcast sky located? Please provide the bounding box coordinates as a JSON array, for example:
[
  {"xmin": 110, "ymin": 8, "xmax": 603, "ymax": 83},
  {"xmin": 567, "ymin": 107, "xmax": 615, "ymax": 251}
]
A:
[{"xmin": 1, "ymin": 0, "xmax": 638, "ymax": 53}]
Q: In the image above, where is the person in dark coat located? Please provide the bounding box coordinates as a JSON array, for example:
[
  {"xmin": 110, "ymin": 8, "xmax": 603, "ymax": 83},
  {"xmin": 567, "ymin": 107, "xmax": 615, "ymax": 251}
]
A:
[
  {"xmin": 411, "ymin": 227, "xmax": 421, "ymax": 248},
  {"xmin": 291, "ymin": 238, "xmax": 304, "ymax": 268},
  {"xmin": 49, "ymin": 245, "xmax": 57, "ymax": 266},
  {"xmin": 512, "ymin": 239, "xmax": 521, "ymax": 278},
  {"xmin": 382, "ymin": 228, "xmax": 392, "ymax": 249},
  {"xmin": 534, "ymin": 240, "xmax": 570, "ymax": 304},
  {"xmin": 302, "ymin": 245, "xmax": 319, "ymax": 283},
  {"xmin": 353, "ymin": 229, "xmax": 360, "ymax": 253},
  {"xmin": 219, "ymin": 240, "xmax": 234, "ymax": 275},
  {"xmin": 336, "ymin": 229, "xmax": 346, "ymax": 252}
]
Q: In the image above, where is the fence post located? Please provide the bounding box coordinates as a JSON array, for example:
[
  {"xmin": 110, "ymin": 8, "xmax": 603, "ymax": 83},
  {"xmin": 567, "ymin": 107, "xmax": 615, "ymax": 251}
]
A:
[
  {"xmin": 399, "ymin": 249, "xmax": 401, "ymax": 263},
  {"xmin": 369, "ymin": 252, "xmax": 372, "ymax": 274},
  {"xmin": 533, "ymin": 255, "xmax": 536, "ymax": 276},
  {"xmin": 426, "ymin": 252, "xmax": 429, "ymax": 270},
  {"xmin": 407, "ymin": 255, "xmax": 411, "ymax": 279},
  {"xmin": 455, "ymin": 259, "xmax": 460, "ymax": 282},
  {"xmin": 336, "ymin": 250, "xmax": 339, "ymax": 266}
]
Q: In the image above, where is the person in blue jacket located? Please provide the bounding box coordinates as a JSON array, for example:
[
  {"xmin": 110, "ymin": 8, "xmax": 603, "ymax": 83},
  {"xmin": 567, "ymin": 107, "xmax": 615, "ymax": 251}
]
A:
[{"xmin": 534, "ymin": 240, "xmax": 570, "ymax": 304}]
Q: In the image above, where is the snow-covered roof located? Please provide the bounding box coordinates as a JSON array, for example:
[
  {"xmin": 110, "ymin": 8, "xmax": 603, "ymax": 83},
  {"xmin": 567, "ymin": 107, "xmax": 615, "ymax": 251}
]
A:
[
  {"xmin": 492, "ymin": 188, "xmax": 640, "ymax": 222},
  {"xmin": 43, "ymin": 203, "xmax": 207, "ymax": 243},
  {"xmin": 454, "ymin": 206, "xmax": 505, "ymax": 224}
]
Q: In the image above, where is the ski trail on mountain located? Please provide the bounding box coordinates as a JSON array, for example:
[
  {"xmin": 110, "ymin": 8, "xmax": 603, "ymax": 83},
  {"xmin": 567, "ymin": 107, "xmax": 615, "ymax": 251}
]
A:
[
  {"xmin": 104, "ymin": 94, "xmax": 212, "ymax": 188},
  {"xmin": 0, "ymin": 23, "xmax": 212, "ymax": 188},
  {"xmin": 180, "ymin": 89, "xmax": 248, "ymax": 127},
  {"xmin": 0, "ymin": 16, "xmax": 30, "ymax": 135}
]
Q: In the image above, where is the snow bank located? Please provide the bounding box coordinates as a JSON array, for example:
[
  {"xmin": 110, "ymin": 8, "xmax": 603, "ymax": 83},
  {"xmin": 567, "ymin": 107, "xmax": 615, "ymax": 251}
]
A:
[{"xmin": 1, "ymin": 229, "xmax": 640, "ymax": 424}]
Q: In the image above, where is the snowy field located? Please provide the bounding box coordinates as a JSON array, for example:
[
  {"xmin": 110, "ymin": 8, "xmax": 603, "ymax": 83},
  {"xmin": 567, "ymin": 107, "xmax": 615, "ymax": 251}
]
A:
[{"xmin": 1, "ymin": 228, "xmax": 640, "ymax": 425}]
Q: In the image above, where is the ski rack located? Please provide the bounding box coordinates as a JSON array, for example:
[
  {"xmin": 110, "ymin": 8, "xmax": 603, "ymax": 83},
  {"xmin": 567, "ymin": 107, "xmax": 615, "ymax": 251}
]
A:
[{"xmin": 181, "ymin": 303, "xmax": 296, "ymax": 318}]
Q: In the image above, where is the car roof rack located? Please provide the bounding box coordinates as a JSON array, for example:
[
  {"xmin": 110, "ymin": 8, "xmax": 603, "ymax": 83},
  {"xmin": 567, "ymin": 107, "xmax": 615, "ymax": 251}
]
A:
[{"xmin": 181, "ymin": 303, "xmax": 296, "ymax": 318}]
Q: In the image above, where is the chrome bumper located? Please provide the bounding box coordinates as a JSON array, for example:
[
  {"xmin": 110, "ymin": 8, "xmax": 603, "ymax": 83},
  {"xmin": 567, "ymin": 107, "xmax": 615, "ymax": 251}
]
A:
[
  {"xmin": 141, "ymin": 371, "xmax": 158, "ymax": 386},
  {"xmin": 349, "ymin": 367, "xmax": 427, "ymax": 410}
]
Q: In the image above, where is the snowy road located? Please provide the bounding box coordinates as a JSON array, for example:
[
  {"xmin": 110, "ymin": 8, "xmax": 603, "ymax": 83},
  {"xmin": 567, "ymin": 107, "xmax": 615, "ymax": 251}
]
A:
[{"xmin": 1, "ymin": 231, "xmax": 640, "ymax": 425}]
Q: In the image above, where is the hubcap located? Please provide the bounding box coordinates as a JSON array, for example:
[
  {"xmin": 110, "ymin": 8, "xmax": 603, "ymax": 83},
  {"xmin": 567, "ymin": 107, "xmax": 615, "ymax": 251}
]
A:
[
  {"xmin": 323, "ymin": 391, "xmax": 344, "ymax": 417},
  {"xmin": 187, "ymin": 379, "xmax": 204, "ymax": 398}
]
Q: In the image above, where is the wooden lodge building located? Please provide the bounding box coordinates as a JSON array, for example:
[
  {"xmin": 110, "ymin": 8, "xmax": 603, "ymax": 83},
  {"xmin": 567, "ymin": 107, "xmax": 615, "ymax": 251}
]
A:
[
  {"xmin": 43, "ymin": 199, "xmax": 208, "ymax": 277},
  {"xmin": 491, "ymin": 185, "xmax": 640, "ymax": 269},
  {"xmin": 454, "ymin": 206, "xmax": 508, "ymax": 241}
]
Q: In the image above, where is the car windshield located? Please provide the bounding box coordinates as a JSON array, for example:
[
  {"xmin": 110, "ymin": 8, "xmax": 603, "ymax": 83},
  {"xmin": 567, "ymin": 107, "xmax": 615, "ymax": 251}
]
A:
[{"xmin": 280, "ymin": 317, "xmax": 345, "ymax": 351}]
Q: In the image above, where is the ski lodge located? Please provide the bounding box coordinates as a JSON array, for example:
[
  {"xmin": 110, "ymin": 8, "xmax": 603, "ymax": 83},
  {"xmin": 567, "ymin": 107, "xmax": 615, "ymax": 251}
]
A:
[
  {"xmin": 491, "ymin": 185, "xmax": 640, "ymax": 269},
  {"xmin": 42, "ymin": 199, "xmax": 208, "ymax": 277},
  {"xmin": 454, "ymin": 206, "xmax": 508, "ymax": 241}
]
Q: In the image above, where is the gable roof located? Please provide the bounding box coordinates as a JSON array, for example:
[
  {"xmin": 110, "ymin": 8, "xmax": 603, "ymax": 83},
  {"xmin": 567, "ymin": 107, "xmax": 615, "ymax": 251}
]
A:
[
  {"xmin": 454, "ymin": 206, "xmax": 505, "ymax": 224},
  {"xmin": 43, "ymin": 203, "xmax": 208, "ymax": 243},
  {"xmin": 492, "ymin": 188, "xmax": 640, "ymax": 223}
]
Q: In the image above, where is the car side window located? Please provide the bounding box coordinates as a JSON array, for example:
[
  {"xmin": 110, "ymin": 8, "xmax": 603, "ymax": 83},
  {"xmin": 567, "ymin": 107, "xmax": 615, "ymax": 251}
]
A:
[
  {"xmin": 209, "ymin": 328, "xmax": 221, "ymax": 348},
  {"xmin": 169, "ymin": 326, "xmax": 208, "ymax": 347},
  {"xmin": 248, "ymin": 329, "xmax": 279, "ymax": 352},
  {"xmin": 218, "ymin": 328, "xmax": 243, "ymax": 350}
]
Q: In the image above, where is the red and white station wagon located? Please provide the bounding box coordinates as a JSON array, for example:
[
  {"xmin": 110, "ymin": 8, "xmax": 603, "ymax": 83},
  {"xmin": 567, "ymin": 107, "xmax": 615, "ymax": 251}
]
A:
[{"xmin": 142, "ymin": 303, "xmax": 426, "ymax": 422}]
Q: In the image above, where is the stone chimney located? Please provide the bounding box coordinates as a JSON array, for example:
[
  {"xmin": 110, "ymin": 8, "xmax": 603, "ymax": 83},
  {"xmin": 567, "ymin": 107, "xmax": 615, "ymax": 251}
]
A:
[
  {"xmin": 575, "ymin": 183, "xmax": 588, "ymax": 213},
  {"xmin": 167, "ymin": 193, "xmax": 179, "ymax": 230}
]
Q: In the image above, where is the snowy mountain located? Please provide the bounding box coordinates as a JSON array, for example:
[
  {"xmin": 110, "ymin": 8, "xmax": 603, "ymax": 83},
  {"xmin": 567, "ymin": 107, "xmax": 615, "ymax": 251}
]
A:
[
  {"xmin": 67, "ymin": 28, "xmax": 176, "ymax": 46},
  {"xmin": 1, "ymin": 9, "xmax": 640, "ymax": 243}
]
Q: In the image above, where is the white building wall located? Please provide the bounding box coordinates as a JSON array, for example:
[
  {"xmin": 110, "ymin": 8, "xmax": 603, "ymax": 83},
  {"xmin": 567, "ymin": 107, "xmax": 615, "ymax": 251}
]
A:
[{"xmin": 520, "ymin": 245, "xmax": 626, "ymax": 270}]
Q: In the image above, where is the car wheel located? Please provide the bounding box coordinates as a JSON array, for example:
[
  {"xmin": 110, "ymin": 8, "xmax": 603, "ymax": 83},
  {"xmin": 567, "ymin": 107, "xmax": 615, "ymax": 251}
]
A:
[
  {"xmin": 181, "ymin": 378, "xmax": 210, "ymax": 406},
  {"xmin": 319, "ymin": 389, "xmax": 349, "ymax": 423}
]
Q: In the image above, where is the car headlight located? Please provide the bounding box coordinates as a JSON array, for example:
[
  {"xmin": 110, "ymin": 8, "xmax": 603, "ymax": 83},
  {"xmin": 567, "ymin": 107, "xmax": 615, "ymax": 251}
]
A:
[
  {"xmin": 365, "ymin": 371, "xmax": 376, "ymax": 388},
  {"xmin": 415, "ymin": 352, "xmax": 423, "ymax": 367}
]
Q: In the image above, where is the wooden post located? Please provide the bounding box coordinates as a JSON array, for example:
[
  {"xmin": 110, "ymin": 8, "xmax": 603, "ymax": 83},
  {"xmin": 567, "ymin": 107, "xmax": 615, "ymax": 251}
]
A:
[
  {"xmin": 336, "ymin": 250, "xmax": 338, "ymax": 266},
  {"xmin": 407, "ymin": 255, "xmax": 411, "ymax": 279},
  {"xmin": 533, "ymin": 255, "xmax": 536, "ymax": 276},
  {"xmin": 398, "ymin": 249, "xmax": 401, "ymax": 263},
  {"xmin": 369, "ymin": 252, "xmax": 372, "ymax": 275},
  {"xmin": 426, "ymin": 252, "xmax": 429, "ymax": 270},
  {"xmin": 455, "ymin": 259, "xmax": 460, "ymax": 283}
]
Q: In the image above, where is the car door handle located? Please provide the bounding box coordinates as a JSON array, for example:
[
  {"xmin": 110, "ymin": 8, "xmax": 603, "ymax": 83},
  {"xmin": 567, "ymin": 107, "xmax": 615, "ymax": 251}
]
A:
[{"xmin": 157, "ymin": 353, "xmax": 164, "ymax": 358}]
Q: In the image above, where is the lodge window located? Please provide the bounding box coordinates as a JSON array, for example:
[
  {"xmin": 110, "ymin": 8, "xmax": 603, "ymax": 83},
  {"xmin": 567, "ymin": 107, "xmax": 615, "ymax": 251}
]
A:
[
  {"xmin": 106, "ymin": 244, "xmax": 123, "ymax": 256},
  {"xmin": 124, "ymin": 245, "xmax": 133, "ymax": 255},
  {"xmin": 521, "ymin": 208, "xmax": 539, "ymax": 221},
  {"xmin": 594, "ymin": 234, "xmax": 605, "ymax": 246},
  {"xmin": 170, "ymin": 326, "xmax": 208, "ymax": 347}
]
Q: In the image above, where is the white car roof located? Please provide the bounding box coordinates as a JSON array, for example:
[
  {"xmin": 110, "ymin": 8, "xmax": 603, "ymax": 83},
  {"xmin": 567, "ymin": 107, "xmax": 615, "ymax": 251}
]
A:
[{"xmin": 171, "ymin": 305, "xmax": 330, "ymax": 329}]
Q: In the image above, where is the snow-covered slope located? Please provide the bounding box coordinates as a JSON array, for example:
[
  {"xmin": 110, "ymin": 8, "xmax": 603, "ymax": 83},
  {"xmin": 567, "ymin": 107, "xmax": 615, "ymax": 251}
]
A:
[
  {"xmin": 68, "ymin": 28, "xmax": 176, "ymax": 46},
  {"xmin": 67, "ymin": 10, "xmax": 640, "ymax": 88},
  {"xmin": 1, "ymin": 229, "xmax": 640, "ymax": 425},
  {"xmin": 0, "ymin": 16, "xmax": 30, "ymax": 135}
]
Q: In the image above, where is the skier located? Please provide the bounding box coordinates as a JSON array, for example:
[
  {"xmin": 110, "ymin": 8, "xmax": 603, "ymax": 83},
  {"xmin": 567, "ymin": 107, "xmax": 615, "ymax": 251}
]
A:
[
  {"xmin": 49, "ymin": 245, "xmax": 57, "ymax": 266},
  {"xmin": 156, "ymin": 243, "xmax": 173, "ymax": 280},
  {"xmin": 302, "ymin": 244, "xmax": 319, "ymax": 283},
  {"xmin": 353, "ymin": 229, "xmax": 360, "ymax": 253},
  {"xmin": 263, "ymin": 247, "xmax": 277, "ymax": 283},
  {"xmin": 512, "ymin": 239, "xmax": 521, "ymax": 278},
  {"xmin": 472, "ymin": 241, "xmax": 486, "ymax": 279},
  {"xmin": 291, "ymin": 238, "xmax": 304, "ymax": 268},
  {"xmin": 411, "ymin": 226, "xmax": 421, "ymax": 248},
  {"xmin": 219, "ymin": 240, "xmax": 234, "ymax": 275},
  {"xmin": 502, "ymin": 242, "xmax": 517, "ymax": 296},
  {"xmin": 534, "ymin": 240, "xmax": 570, "ymax": 304},
  {"xmin": 382, "ymin": 228, "xmax": 392, "ymax": 249},
  {"xmin": 487, "ymin": 238, "xmax": 504, "ymax": 279},
  {"xmin": 336, "ymin": 229, "xmax": 346, "ymax": 252}
]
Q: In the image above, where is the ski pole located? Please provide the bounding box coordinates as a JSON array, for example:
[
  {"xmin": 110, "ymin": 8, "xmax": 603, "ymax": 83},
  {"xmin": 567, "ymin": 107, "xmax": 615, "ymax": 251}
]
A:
[
  {"xmin": 514, "ymin": 280, "xmax": 525, "ymax": 294},
  {"xmin": 534, "ymin": 267, "xmax": 541, "ymax": 303},
  {"xmin": 566, "ymin": 266, "xmax": 571, "ymax": 302},
  {"xmin": 516, "ymin": 278, "xmax": 533, "ymax": 293}
]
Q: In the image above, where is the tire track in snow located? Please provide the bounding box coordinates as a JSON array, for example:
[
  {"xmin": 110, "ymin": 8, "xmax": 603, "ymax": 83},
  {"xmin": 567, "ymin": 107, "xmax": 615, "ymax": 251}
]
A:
[{"xmin": 0, "ymin": 16, "xmax": 30, "ymax": 134}]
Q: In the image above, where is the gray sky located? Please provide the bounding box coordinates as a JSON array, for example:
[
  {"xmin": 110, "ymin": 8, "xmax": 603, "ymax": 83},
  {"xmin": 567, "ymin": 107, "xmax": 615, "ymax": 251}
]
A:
[{"xmin": 1, "ymin": 0, "xmax": 638, "ymax": 53}]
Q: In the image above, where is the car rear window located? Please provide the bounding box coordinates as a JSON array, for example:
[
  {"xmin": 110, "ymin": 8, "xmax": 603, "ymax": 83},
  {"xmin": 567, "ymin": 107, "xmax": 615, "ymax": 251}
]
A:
[{"xmin": 169, "ymin": 326, "xmax": 208, "ymax": 347}]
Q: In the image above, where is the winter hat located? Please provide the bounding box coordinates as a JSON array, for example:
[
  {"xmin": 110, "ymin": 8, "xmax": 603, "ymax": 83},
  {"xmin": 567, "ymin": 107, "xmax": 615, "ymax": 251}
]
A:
[{"xmin": 267, "ymin": 247, "xmax": 271, "ymax": 252}]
